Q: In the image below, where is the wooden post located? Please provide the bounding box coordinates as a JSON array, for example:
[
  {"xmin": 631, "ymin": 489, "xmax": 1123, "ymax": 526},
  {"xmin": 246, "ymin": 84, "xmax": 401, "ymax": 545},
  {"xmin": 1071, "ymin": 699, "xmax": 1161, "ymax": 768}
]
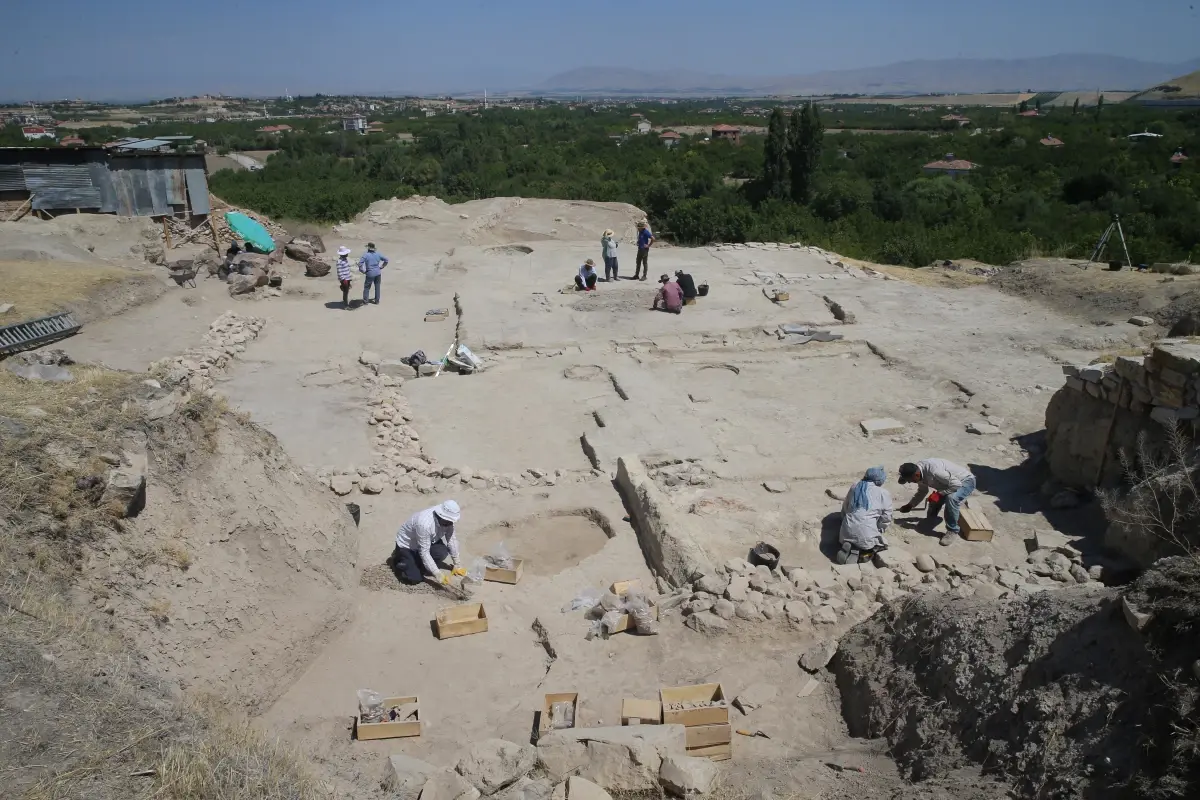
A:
[
  {"xmin": 209, "ymin": 215, "xmax": 221, "ymax": 254},
  {"xmin": 162, "ymin": 217, "xmax": 173, "ymax": 249}
]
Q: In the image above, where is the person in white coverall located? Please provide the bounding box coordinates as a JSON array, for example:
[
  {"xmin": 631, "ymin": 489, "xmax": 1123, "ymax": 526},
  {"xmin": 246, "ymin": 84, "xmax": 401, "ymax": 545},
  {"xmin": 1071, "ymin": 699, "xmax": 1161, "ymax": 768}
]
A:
[
  {"xmin": 391, "ymin": 500, "xmax": 465, "ymax": 585},
  {"xmin": 837, "ymin": 466, "xmax": 892, "ymax": 563}
]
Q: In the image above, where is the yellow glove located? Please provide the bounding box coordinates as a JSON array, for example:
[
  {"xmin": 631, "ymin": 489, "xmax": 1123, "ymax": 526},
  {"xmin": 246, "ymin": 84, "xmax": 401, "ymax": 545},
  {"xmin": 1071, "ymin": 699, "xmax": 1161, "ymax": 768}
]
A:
[
  {"xmin": 439, "ymin": 572, "xmax": 450, "ymax": 585},
  {"xmin": 452, "ymin": 567, "xmax": 467, "ymax": 577}
]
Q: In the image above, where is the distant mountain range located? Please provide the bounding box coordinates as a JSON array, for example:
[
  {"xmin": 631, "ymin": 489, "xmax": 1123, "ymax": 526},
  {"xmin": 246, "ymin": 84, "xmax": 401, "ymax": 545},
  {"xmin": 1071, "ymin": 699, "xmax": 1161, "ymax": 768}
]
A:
[{"xmin": 535, "ymin": 55, "xmax": 1200, "ymax": 96}]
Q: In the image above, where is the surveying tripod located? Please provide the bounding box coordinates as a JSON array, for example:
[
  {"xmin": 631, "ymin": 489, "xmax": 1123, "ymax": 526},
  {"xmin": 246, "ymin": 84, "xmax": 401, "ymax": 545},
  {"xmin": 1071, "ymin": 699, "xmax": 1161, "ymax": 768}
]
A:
[{"xmin": 1086, "ymin": 214, "xmax": 1132, "ymax": 269}]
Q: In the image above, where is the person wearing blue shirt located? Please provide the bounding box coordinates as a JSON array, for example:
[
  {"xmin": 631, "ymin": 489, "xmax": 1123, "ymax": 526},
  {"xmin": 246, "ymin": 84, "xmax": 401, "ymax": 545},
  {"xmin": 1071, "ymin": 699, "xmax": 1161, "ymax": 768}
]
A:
[
  {"xmin": 634, "ymin": 219, "xmax": 654, "ymax": 280},
  {"xmin": 357, "ymin": 242, "xmax": 389, "ymax": 305}
]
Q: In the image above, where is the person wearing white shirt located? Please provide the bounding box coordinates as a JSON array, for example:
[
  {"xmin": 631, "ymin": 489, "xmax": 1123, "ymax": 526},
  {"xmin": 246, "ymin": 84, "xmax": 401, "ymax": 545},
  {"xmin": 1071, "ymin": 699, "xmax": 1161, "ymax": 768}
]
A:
[{"xmin": 391, "ymin": 500, "xmax": 465, "ymax": 585}]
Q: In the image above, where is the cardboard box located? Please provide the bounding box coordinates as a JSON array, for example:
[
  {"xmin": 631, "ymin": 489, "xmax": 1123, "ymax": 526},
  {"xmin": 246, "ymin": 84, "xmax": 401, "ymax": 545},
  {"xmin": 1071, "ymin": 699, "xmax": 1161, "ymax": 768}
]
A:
[
  {"xmin": 354, "ymin": 695, "xmax": 421, "ymax": 741},
  {"xmin": 660, "ymin": 683, "xmax": 729, "ymax": 727},
  {"xmin": 959, "ymin": 506, "xmax": 994, "ymax": 542},
  {"xmin": 621, "ymin": 698, "xmax": 662, "ymax": 725},
  {"xmin": 484, "ymin": 559, "xmax": 525, "ymax": 585},
  {"xmin": 685, "ymin": 723, "xmax": 731, "ymax": 749},
  {"xmin": 608, "ymin": 580, "xmax": 659, "ymax": 634},
  {"xmin": 435, "ymin": 603, "xmax": 489, "ymax": 639},
  {"xmin": 687, "ymin": 743, "xmax": 732, "ymax": 761},
  {"xmin": 539, "ymin": 692, "xmax": 579, "ymax": 735}
]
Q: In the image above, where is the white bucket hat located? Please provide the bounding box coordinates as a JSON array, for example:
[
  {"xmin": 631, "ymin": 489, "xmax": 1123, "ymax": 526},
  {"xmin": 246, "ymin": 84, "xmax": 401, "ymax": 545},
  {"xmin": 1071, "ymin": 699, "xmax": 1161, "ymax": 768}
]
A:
[
  {"xmin": 435, "ymin": 499, "xmax": 461, "ymax": 523},
  {"xmin": 337, "ymin": 246, "xmax": 351, "ymax": 257}
]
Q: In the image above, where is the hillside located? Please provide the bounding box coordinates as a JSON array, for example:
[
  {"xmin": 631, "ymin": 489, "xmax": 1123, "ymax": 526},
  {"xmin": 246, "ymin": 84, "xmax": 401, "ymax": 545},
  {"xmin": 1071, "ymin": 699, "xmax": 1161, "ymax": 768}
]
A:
[{"xmin": 1133, "ymin": 67, "xmax": 1200, "ymax": 101}]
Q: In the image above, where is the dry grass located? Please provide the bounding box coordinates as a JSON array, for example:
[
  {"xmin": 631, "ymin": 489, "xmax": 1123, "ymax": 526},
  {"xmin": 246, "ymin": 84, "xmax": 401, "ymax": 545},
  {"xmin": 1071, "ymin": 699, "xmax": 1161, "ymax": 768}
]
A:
[
  {"xmin": 0, "ymin": 260, "xmax": 135, "ymax": 320},
  {"xmin": 1091, "ymin": 347, "xmax": 1149, "ymax": 364}
]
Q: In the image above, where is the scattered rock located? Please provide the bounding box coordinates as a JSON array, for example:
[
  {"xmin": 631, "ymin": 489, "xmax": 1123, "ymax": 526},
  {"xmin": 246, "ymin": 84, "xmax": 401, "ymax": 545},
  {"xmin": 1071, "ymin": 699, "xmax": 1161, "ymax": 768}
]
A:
[
  {"xmin": 1122, "ymin": 596, "xmax": 1152, "ymax": 632},
  {"xmin": 456, "ymin": 738, "xmax": 538, "ymax": 795},
  {"xmin": 659, "ymin": 755, "xmax": 720, "ymax": 797},
  {"xmin": 860, "ymin": 418, "xmax": 906, "ymax": 436},
  {"xmin": 762, "ymin": 481, "xmax": 789, "ymax": 494},
  {"xmin": 915, "ymin": 554, "xmax": 937, "ymax": 573},
  {"xmin": 387, "ymin": 754, "xmax": 438, "ymax": 800},
  {"xmin": 305, "ymin": 257, "xmax": 332, "ymax": 277},
  {"xmin": 5, "ymin": 362, "xmax": 73, "ymax": 382},
  {"xmin": 812, "ymin": 606, "xmax": 838, "ymax": 625},
  {"xmin": 537, "ymin": 724, "xmax": 687, "ymax": 790},
  {"xmin": 966, "ymin": 421, "xmax": 1002, "ymax": 435},
  {"xmin": 495, "ymin": 778, "xmax": 555, "ymax": 800},
  {"xmin": 800, "ymin": 639, "xmax": 838, "ymax": 672},
  {"xmin": 566, "ymin": 777, "xmax": 612, "ymax": 800},
  {"xmin": 360, "ymin": 475, "xmax": 387, "ymax": 494},
  {"xmin": 694, "ymin": 573, "xmax": 728, "ymax": 596},
  {"xmin": 1128, "ymin": 316, "xmax": 1154, "ymax": 327},
  {"xmin": 330, "ymin": 475, "xmax": 355, "ymax": 496},
  {"xmin": 735, "ymin": 601, "xmax": 761, "ymax": 620},
  {"xmin": 441, "ymin": 466, "xmax": 462, "ymax": 479},
  {"xmin": 785, "ymin": 600, "xmax": 810, "ymax": 622},
  {"xmin": 423, "ymin": 769, "xmax": 483, "ymax": 800},
  {"xmin": 227, "ymin": 274, "xmax": 258, "ymax": 295},
  {"xmin": 284, "ymin": 240, "xmax": 316, "ymax": 261},
  {"xmin": 712, "ymin": 599, "xmax": 736, "ymax": 620},
  {"xmin": 100, "ymin": 462, "xmax": 147, "ymax": 518},
  {"xmin": 873, "ymin": 549, "xmax": 915, "ymax": 569}
]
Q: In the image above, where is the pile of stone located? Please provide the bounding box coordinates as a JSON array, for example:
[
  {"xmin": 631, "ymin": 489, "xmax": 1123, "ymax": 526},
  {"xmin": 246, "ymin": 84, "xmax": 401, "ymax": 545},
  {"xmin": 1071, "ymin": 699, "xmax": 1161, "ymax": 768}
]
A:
[
  {"xmin": 679, "ymin": 545, "xmax": 1105, "ymax": 636},
  {"xmin": 1061, "ymin": 339, "xmax": 1200, "ymax": 427},
  {"xmin": 651, "ymin": 462, "xmax": 713, "ymax": 490},
  {"xmin": 388, "ymin": 728, "xmax": 722, "ymax": 800},
  {"xmin": 148, "ymin": 312, "xmax": 265, "ymax": 394}
]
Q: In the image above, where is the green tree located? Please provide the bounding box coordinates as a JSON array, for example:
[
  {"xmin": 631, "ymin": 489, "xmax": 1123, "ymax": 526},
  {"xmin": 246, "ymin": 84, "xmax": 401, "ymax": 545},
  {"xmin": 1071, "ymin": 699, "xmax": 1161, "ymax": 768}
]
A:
[
  {"xmin": 1035, "ymin": 98, "xmax": 1042, "ymax": 113},
  {"xmin": 1019, "ymin": 100, "xmax": 1028, "ymax": 113},
  {"xmin": 788, "ymin": 103, "xmax": 823, "ymax": 204},
  {"xmin": 762, "ymin": 109, "xmax": 790, "ymax": 199},
  {"xmin": 1073, "ymin": 98, "xmax": 1080, "ymax": 115},
  {"xmin": 1096, "ymin": 94, "xmax": 1105, "ymax": 120}
]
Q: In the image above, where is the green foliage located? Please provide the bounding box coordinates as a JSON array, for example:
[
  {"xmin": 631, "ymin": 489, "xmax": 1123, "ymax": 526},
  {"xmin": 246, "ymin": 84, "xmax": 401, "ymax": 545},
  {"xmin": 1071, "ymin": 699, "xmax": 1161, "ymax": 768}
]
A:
[
  {"xmin": 788, "ymin": 103, "xmax": 823, "ymax": 203},
  {"xmin": 762, "ymin": 109, "xmax": 790, "ymax": 199}
]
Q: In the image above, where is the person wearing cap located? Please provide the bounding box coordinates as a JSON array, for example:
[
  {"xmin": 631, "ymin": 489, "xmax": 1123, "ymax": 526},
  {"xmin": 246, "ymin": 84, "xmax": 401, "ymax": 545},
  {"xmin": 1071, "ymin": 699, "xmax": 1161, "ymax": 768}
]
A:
[
  {"xmin": 897, "ymin": 459, "xmax": 976, "ymax": 545},
  {"xmin": 335, "ymin": 246, "xmax": 354, "ymax": 309},
  {"xmin": 837, "ymin": 466, "xmax": 892, "ymax": 564},
  {"xmin": 391, "ymin": 500, "xmax": 465, "ymax": 585},
  {"xmin": 358, "ymin": 242, "xmax": 389, "ymax": 305},
  {"xmin": 652, "ymin": 273, "xmax": 683, "ymax": 313},
  {"xmin": 634, "ymin": 219, "xmax": 654, "ymax": 280},
  {"xmin": 576, "ymin": 259, "xmax": 599, "ymax": 291},
  {"xmin": 601, "ymin": 229, "xmax": 619, "ymax": 281},
  {"xmin": 674, "ymin": 270, "xmax": 698, "ymax": 301}
]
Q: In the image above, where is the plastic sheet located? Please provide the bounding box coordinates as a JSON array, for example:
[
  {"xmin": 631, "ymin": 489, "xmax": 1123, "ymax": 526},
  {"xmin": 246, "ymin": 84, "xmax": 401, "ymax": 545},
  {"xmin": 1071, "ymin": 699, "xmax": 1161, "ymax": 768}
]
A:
[
  {"xmin": 624, "ymin": 589, "xmax": 659, "ymax": 636},
  {"xmin": 550, "ymin": 700, "xmax": 576, "ymax": 730},
  {"xmin": 600, "ymin": 609, "xmax": 626, "ymax": 635},
  {"xmin": 562, "ymin": 588, "xmax": 603, "ymax": 613},
  {"xmin": 484, "ymin": 542, "xmax": 514, "ymax": 570},
  {"xmin": 357, "ymin": 688, "xmax": 385, "ymax": 723}
]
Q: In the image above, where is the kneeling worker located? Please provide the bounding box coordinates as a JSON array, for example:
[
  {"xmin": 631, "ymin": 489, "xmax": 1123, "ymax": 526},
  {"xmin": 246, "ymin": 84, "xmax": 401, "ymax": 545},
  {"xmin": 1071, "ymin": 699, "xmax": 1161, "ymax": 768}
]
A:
[
  {"xmin": 392, "ymin": 499, "xmax": 467, "ymax": 585},
  {"xmin": 898, "ymin": 459, "xmax": 976, "ymax": 546},
  {"xmin": 838, "ymin": 466, "xmax": 892, "ymax": 564},
  {"xmin": 576, "ymin": 259, "xmax": 599, "ymax": 291},
  {"xmin": 652, "ymin": 273, "xmax": 683, "ymax": 313},
  {"xmin": 674, "ymin": 270, "xmax": 698, "ymax": 303}
]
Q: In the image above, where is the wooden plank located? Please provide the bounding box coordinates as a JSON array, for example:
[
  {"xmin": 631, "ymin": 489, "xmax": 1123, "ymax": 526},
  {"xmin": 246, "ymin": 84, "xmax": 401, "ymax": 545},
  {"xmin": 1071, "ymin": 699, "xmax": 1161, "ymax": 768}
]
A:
[
  {"xmin": 7, "ymin": 198, "xmax": 31, "ymax": 222},
  {"xmin": 621, "ymin": 698, "xmax": 662, "ymax": 725},
  {"xmin": 354, "ymin": 695, "xmax": 420, "ymax": 740},
  {"xmin": 660, "ymin": 683, "xmax": 729, "ymax": 727},
  {"xmin": 686, "ymin": 743, "xmax": 731, "ymax": 761},
  {"xmin": 959, "ymin": 505, "xmax": 993, "ymax": 542},
  {"xmin": 484, "ymin": 558, "xmax": 524, "ymax": 584},
  {"xmin": 162, "ymin": 217, "xmax": 173, "ymax": 249},
  {"xmin": 435, "ymin": 603, "xmax": 488, "ymax": 639},
  {"xmin": 685, "ymin": 723, "xmax": 731, "ymax": 748}
]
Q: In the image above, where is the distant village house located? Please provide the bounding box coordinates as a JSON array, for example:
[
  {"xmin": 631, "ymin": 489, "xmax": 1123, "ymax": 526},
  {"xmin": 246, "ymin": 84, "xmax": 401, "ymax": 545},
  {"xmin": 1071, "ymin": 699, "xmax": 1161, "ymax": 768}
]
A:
[
  {"xmin": 342, "ymin": 115, "xmax": 367, "ymax": 134},
  {"xmin": 1171, "ymin": 149, "xmax": 1189, "ymax": 165},
  {"xmin": 659, "ymin": 131, "xmax": 681, "ymax": 148},
  {"xmin": 711, "ymin": 124, "xmax": 741, "ymax": 144},
  {"xmin": 941, "ymin": 114, "xmax": 971, "ymax": 127},
  {"xmin": 636, "ymin": 120, "xmax": 652, "ymax": 134},
  {"xmin": 1039, "ymin": 135, "xmax": 1064, "ymax": 147},
  {"xmin": 256, "ymin": 124, "xmax": 292, "ymax": 134},
  {"xmin": 22, "ymin": 126, "xmax": 55, "ymax": 141},
  {"xmin": 922, "ymin": 154, "xmax": 979, "ymax": 179}
]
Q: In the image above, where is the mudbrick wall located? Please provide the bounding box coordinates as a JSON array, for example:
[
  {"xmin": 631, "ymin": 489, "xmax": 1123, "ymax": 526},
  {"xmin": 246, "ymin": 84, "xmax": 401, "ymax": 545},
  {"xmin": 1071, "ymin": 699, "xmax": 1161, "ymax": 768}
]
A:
[{"xmin": 1046, "ymin": 338, "xmax": 1200, "ymax": 565}]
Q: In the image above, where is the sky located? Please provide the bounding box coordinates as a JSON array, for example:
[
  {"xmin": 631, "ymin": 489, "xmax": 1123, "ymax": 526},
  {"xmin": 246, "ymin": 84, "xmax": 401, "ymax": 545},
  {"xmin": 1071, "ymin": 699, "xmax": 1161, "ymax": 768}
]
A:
[{"xmin": 2, "ymin": 0, "xmax": 1199, "ymax": 101}]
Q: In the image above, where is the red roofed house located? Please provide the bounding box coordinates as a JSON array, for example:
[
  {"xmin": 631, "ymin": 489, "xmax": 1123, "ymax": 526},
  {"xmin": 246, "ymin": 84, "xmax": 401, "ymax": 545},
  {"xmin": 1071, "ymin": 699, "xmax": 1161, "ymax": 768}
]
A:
[
  {"xmin": 256, "ymin": 124, "xmax": 292, "ymax": 134},
  {"xmin": 711, "ymin": 124, "xmax": 741, "ymax": 144},
  {"xmin": 59, "ymin": 136, "xmax": 85, "ymax": 146},
  {"xmin": 922, "ymin": 153, "xmax": 979, "ymax": 179},
  {"xmin": 1017, "ymin": 109, "xmax": 1039, "ymax": 117},
  {"xmin": 659, "ymin": 131, "xmax": 682, "ymax": 148},
  {"xmin": 22, "ymin": 126, "xmax": 55, "ymax": 141},
  {"xmin": 941, "ymin": 114, "xmax": 971, "ymax": 126},
  {"xmin": 1171, "ymin": 149, "xmax": 1189, "ymax": 166},
  {"xmin": 1040, "ymin": 135, "xmax": 1064, "ymax": 147}
]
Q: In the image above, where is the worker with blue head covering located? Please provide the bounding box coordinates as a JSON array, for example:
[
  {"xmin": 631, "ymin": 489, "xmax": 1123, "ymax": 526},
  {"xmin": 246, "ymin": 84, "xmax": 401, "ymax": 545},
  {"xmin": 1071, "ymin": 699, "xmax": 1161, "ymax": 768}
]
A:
[{"xmin": 837, "ymin": 466, "xmax": 893, "ymax": 564}]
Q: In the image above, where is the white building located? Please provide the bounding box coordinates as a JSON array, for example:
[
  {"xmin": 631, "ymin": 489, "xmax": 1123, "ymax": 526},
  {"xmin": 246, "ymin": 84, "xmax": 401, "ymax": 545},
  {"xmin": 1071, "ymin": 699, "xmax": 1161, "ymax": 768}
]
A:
[{"xmin": 342, "ymin": 115, "xmax": 367, "ymax": 134}]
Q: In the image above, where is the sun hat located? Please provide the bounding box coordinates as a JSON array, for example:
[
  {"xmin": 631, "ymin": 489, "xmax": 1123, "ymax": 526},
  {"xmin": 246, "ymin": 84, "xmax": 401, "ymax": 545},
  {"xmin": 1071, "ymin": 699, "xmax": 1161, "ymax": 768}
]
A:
[
  {"xmin": 637, "ymin": 220, "xmax": 647, "ymax": 228},
  {"xmin": 603, "ymin": 229, "xmax": 614, "ymax": 236},
  {"xmin": 585, "ymin": 258, "xmax": 595, "ymax": 266},
  {"xmin": 337, "ymin": 246, "xmax": 351, "ymax": 257},
  {"xmin": 659, "ymin": 273, "xmax": 670, "ymax": 283},
  {"xmin": 434, "ymin": 499, "xmax": 461, "ymax": 523}
]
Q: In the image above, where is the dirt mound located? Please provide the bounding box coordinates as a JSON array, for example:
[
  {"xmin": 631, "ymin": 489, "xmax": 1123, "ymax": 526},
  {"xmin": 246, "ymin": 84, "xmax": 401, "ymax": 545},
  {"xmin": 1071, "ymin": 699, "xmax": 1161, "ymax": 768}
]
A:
[
  {"xmin": 833, "ymin": 565, "xmax": 1200, "ymax": 799},
  {"xmin": 0, "ymin": 215, "xmax": 166, "ymax": 264}
]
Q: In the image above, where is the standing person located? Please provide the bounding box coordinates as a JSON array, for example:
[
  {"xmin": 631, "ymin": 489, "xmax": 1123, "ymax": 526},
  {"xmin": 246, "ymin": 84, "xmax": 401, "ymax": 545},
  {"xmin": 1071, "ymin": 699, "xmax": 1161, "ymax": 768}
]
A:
[
  {"xmin": 652, "ymin": 273, "xmax": 683, "ymax": 313},
  {"xmin": 575, "ymin": 259, "xmax": 599, "ymax": 291},
  {"xmin": 358, "ymin": 242, "xmax": 388, "ymax": 305},
  {"xmin": 390, "ymin": 500, "xmax": 467, "ymax": 585},
  {"xmin": 898, "ymin": 459, "xmax": 977, "ymax": 546},
  {"xmin": 635, "ymin": 219, "xmax": 654, "ymax": 280},
  {"xmin": 601, "ymin": 229, "xmax": 620, "ymax": 281},
  {"xmin": 838, "ymin": 467, "xmax": 892, "ymax": 564},
  {"xmin": 335, "ymin": 246, "xmax": 353, "ymax": 309}
]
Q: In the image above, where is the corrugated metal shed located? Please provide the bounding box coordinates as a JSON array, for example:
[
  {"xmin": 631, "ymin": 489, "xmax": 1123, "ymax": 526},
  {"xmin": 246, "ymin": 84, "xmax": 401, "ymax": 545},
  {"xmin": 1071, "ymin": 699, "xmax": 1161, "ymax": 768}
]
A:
[{"xmin": 0, "ymin": 164, "xmax": 25, "ymax": 191}]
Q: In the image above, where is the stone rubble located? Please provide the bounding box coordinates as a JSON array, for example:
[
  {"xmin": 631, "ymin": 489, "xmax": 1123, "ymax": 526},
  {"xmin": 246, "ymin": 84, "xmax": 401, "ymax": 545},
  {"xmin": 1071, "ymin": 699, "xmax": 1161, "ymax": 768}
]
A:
[{"xmin": 148, "ymin": 311, "xmax": 265, "ymax": 395}]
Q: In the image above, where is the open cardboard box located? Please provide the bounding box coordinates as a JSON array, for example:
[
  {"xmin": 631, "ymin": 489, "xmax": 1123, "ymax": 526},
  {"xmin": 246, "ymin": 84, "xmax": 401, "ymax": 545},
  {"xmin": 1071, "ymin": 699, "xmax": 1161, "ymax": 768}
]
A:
[
  {"xmin": 660, "ymin": 683, "xmax": 729, "ymax": 727},
  {"xmin": 608, "ymin": 580, "xmax": 659, "ymax": 634},
  {"xmin": 484, "ymin": 559, "xmax": 525, "ymax": 584},
  {"xmin": 621, "ymin": 698, "xmax": 662, "ymax": 725},
  {"xmin": 539, "ymin": 692, "xmax": 580, "ymax": 735},
  {"xmin": 435, "ymin": 603, "xmax": 489, "ymax": 639},
  {"xmin": 354, "ymin": 695, "xmax": 421, "ymax": 741}
]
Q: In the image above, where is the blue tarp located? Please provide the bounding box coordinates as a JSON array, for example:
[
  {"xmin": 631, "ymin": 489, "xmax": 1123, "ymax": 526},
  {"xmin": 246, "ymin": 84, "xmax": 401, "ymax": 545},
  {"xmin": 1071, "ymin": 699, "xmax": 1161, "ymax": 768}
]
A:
[{"xmin": 224, "ymin": 211, "xmax": 275, "ymax": 253}]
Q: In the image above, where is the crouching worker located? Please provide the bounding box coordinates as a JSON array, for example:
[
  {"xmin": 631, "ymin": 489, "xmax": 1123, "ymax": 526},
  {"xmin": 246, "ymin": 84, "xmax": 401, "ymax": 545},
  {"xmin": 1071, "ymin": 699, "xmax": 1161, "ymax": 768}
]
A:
[
  {"xmin": 838, "ymin": 466, "xmax": 892, "ymax": 564},
  {"xmin": 391, "ymin": 499, "xmax": 467, "ymax": 585},
  {"xmin": 898, "ymin": 459, "xmax": 976, "ymax": 546},
  {"xmin": 652, "ymin": 274, "xmax": 683, "ymax": 313},
  {"xmin": 576, "ymin": 259, "xmax": 599, "ymax": 291}
]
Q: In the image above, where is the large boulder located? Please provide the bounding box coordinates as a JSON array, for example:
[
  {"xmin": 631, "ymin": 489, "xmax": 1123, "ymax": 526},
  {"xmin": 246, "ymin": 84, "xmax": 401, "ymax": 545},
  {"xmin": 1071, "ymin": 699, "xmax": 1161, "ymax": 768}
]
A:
[
  {"xmin": 456, "ymin": 738, "xmax": 537, "ymax": 795},
  {"xmin": 228, "ymin": 275, "xmax": 258, "ymax": 296},
  {"xmin": 536, "ymin": 725, "xmax": 687, "ymax": 791},
  {"xmin": 566, "ymin": 777, "xmax": 611, "ymax": 800},
  {"xmin": 235, "ymin": 253, "xmax": 271, "ymax": 274},
  {"xmin": 101, "ymin": 455, "xmax": 147, "ymax": 518},
  {"xmin": 305, "ymin": 256, "xmax": 332, "ymax": 277},
  {"xmin": 284, "ymin": 240, "xmax": 315, "ymax": 261},
  {"xmin": 252, "ymin": 267, "xmax": 270, "ymax": 287},
  {"xmin": 386, "ymin": 754, "xmax": 438, "ymax": 800},
  {"xmin": 423, "ymin": 770, "xmax": 482, "ymax": 800},
  {"xmin": 291, "ymin": 233, "xmax": 325, "ymax": 253},
  {"xmin": 659, "ymin": 754, "xmax": 720, "ymax": 797},
  {"xmin": 494, "ymin": 778, "xmax": 556, "ymax": 800}
]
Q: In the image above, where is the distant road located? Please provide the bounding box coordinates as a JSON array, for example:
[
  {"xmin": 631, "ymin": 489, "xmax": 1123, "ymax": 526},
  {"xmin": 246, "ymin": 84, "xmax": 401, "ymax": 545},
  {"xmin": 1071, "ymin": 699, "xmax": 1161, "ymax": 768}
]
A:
[{"xmin": 227, "ymin": 153, "xmax": 264, "ymax": 171}]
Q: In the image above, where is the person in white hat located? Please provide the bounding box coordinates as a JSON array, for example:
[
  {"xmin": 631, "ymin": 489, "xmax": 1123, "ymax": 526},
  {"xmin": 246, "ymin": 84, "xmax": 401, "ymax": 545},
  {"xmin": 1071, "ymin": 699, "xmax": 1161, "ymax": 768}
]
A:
[
  {"xmin": 335, "ymin": 246, "xmax": 354, "ymax": 309},
  {"xmin": 391, "ymin": 500, "xmax": 465, "ymax": 585}
]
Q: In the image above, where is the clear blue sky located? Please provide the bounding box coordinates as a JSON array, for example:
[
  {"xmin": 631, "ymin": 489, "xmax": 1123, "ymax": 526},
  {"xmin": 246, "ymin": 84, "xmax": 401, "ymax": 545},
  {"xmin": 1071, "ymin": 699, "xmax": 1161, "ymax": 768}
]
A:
[{"xmin": 2, "ymin": 0, "xmax": 1198, "ymax": 100}]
